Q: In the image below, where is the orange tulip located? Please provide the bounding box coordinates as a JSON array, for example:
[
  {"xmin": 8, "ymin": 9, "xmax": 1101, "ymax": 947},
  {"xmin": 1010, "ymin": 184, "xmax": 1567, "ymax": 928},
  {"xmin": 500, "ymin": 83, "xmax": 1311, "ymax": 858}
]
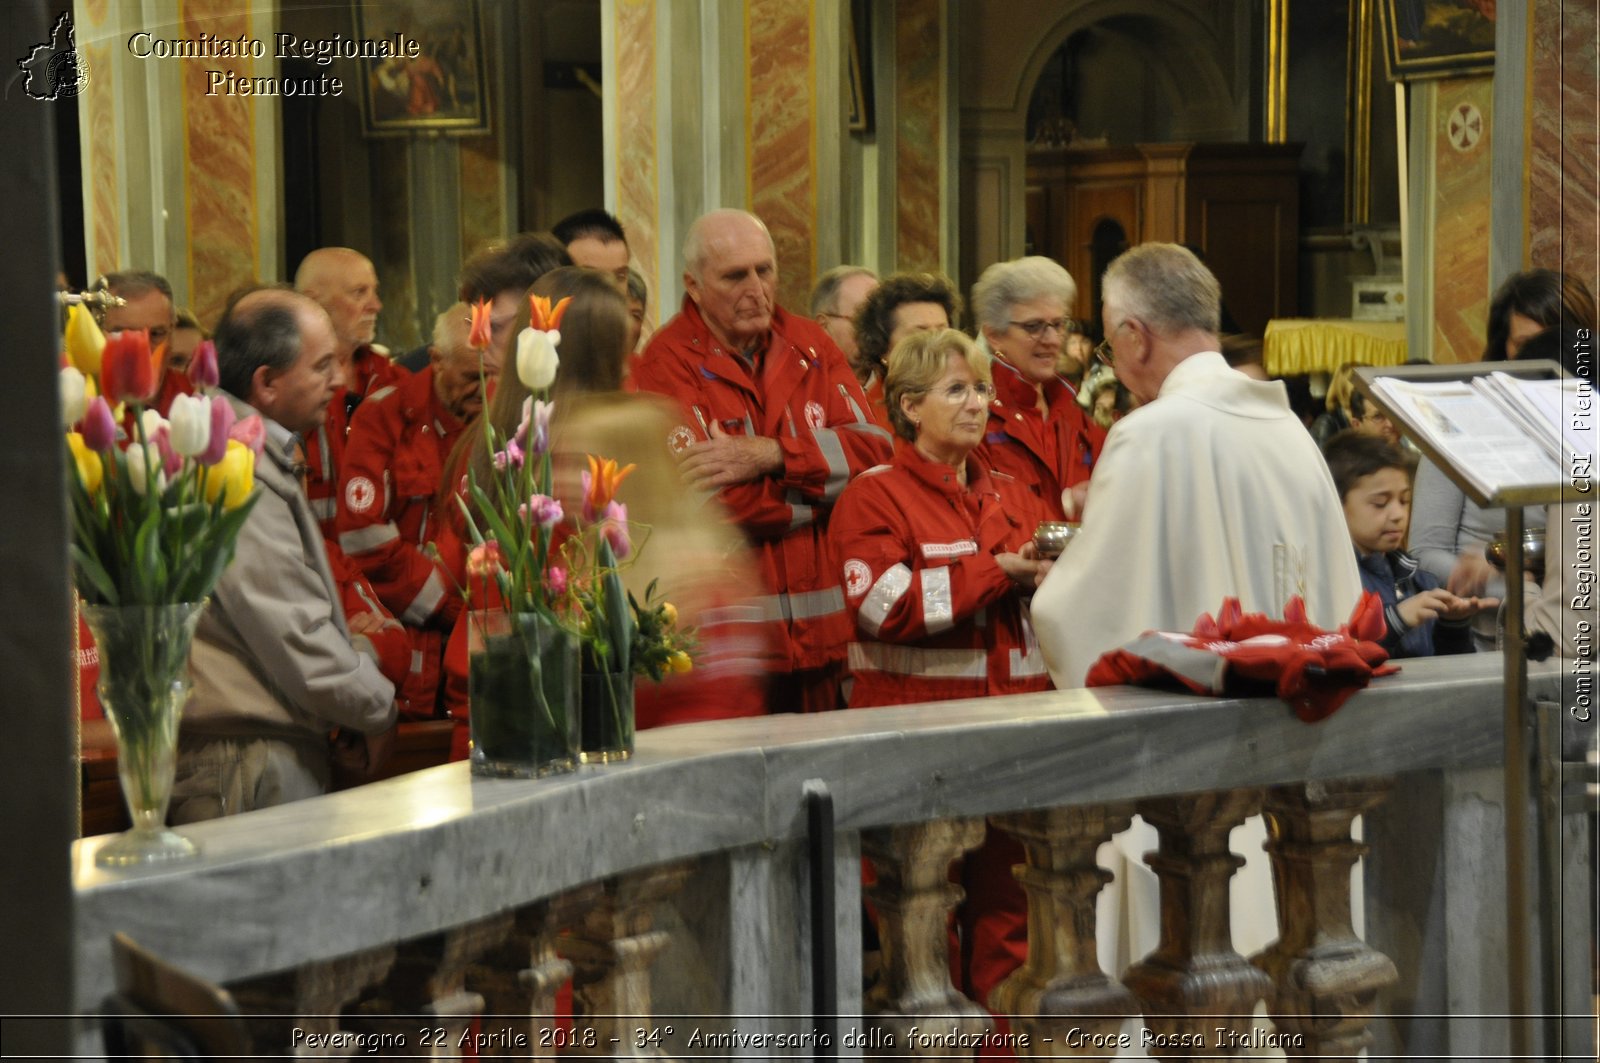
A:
[
  {"xmin": 582, "ymin": 453, "xmax": 636, "ymax": 522},
  {"xmin": 468, "ymin": 297, "xmax": 493, "ymax": 349},
  {"xmin": 529, "ymin": 294, "xmax": 572, "ymax": 332}
]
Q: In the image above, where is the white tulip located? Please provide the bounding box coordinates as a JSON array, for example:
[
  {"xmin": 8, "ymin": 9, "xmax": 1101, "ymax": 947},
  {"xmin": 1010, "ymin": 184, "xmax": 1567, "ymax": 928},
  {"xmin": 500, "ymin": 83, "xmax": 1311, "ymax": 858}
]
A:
[
  {"xmin": 139, "ymin": 408, "xmax": 168, "ymax": 441},
  {"xmin": 167, "ymin": 393, "xmax": 211, "ymax": 458},
  {"xmin": 516, "ymin": 328, "xmax": 561, "ymax": 390},
  {"xmin": 124, "ymin": 443, "xmax": 167, "ymax": 496},
  {"xmin": 59, "ymin": 366, "xmax": 87, "ymax": 427}
]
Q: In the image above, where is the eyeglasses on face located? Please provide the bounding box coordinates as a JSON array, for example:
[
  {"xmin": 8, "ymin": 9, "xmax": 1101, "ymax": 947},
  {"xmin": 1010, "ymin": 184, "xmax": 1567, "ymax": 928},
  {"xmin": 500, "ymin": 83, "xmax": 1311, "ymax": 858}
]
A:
[
  {"xmin": 1008, "ymin": 317, "xmax": 1075, "ymax": 340},
  {"xmin": 1095, "ymin": 319, "xmax": 1135, "ymax": 366},
  {"xmin": 926, "ymin": 381, "xmax": 996, "ymax": 405}
]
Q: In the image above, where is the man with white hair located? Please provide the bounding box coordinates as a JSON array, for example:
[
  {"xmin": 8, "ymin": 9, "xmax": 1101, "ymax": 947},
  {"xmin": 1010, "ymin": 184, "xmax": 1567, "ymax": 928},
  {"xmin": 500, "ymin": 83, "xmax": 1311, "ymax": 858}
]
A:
[
  {"xmin": 1031, "ymin": 242, "xmax": 1361, "ymax": 688},
  {"xmin": 336, "ymin": 304, "xmax": 496, "ymax": 718},
  {"xmin": 294, "ymin": 247, "xmax": 410, "ymax": 537},
  {"xmin": 633, "ymin": 209, "xmax": 892, "ymax": 713},
  {"xmin": 809, "ymin": 264, "xmax": 878, "ymax": 366}
]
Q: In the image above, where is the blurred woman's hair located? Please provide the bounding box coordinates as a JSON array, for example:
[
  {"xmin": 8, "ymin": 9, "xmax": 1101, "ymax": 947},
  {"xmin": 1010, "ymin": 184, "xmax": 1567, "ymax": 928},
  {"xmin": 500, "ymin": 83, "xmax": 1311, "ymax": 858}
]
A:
[
  {"xmin": 883, "ymin": 328, "xmax": 991, "ymax": 443},
  {"xmin": 458, "ymin": 267, "xmax": 631, "ymax": 503},
  {"xmin": 1484, "ymin": 269, "xmax": 1597, "ymax": 362}
]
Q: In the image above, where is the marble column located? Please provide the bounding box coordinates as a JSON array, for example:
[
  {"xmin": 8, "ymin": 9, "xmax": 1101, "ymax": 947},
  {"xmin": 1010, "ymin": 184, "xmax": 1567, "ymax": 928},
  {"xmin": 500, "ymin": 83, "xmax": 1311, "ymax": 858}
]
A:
[
  {"xmin": 1527, "ymin": 0, "xmax": 1597, "ymax": 285},
  {"xmin": 72, "ymin": 0, "xmax": 280, "ymax": 326},
  {"xmin": 604, "ymin": 0, "xmax": 852, "ymax": 315}
]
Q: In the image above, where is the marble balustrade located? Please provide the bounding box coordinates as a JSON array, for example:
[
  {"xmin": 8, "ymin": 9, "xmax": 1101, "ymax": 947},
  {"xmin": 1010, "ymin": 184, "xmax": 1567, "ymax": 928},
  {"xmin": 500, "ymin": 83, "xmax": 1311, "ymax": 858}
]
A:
[{"xmin": 73, "ymin": 655, "xmax": 1585, "ymax": 1059}]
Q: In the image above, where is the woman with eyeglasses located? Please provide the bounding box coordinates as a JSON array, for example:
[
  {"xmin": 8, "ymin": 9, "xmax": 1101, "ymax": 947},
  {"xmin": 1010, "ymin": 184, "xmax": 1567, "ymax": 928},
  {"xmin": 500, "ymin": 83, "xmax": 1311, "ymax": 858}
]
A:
[
  {"xmin": 970, "ymin": 257, "xmax": 1107, "ymax": 522},
  {"xmin": 830, "ymin": 328, "xmax": 1052, "ymax": 1020}
]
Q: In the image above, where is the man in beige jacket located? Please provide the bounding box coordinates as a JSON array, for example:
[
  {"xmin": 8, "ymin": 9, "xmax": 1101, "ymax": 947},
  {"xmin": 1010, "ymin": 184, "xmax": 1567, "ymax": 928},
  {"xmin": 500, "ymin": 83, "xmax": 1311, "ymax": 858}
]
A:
[{"xmin": 171, "ymin": 290, "xmax": 396, "ymax": 822}]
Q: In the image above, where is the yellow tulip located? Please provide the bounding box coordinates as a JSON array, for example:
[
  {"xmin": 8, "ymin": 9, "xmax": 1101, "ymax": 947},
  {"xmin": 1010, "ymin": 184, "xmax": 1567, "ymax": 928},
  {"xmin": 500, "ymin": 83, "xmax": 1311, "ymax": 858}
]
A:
[
  {"xmin": 66, "ymin": 432, "xmax": 103, "ymax": 496},
  {"xmin": 203, "ymin": 439, "xmax": 255, "ymax": 509},
  {"xmin": 64, "ymin": 304, "xmax": 106, "ymax": 375}
]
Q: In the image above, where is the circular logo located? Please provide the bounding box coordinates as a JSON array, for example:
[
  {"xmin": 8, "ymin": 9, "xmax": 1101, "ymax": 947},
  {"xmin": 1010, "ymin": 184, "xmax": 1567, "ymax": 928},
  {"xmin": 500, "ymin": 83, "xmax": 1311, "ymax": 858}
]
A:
[
  {"xmin": 47, "ymin": 49, "xmax": 91, "ymax": 98},
  {"xmin": 667, "ymin": 425, "xmax": 696, "ymax": 455},
  {"xmin": 345, "ymin": 476, "xmax": 378, "ymax": 514},
  {"xmin": 843, "ymin": 558, "xmax": 872, "ymax": 599},
  {"xmin": 804, "ymin": 401, "xmax": 826, "ymax": 430}
]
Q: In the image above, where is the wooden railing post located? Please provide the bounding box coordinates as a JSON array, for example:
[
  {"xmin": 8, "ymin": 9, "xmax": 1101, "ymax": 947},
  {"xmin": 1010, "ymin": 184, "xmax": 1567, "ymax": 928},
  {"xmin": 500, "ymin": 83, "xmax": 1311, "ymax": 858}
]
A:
[
  {"xmin": 227, "ymin": 945, "xmax": 396, "ymax": 1054},
  {"xmin": 1123, "ymin": 790, "xmax": 1272, "ymax": 1056},
  {"xmin": 1253, "ymin": 778, "xmax": 1397, "ymax": 1060},
  {"xmin": 344, "ymin": 917, "xmax": 506, "ymax": 1056},
  {"xmin": 861, "ymin": 818, "xmax": 992, "ymax": 1058},
  {"xmin": 466, "ymin": 898, "xmax": 577, "ymax": 1058},
  {"xmin": 561, "ymin": 863, "xmax": 694, "ymax": 1058},
  {"xmin": 988, "ymin": 804, "xmax": 1140, "ymax": 1059}
]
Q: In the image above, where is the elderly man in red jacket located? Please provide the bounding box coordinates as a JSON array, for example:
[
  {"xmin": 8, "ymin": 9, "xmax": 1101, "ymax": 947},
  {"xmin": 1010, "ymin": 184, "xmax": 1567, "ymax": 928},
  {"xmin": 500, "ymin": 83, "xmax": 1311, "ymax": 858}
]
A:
[
  {"xmin": 295, "ymin": 246, "xmax": 410, "ymax": 536},
  {"xmin": 633, "ymin": 209, "xmax": 892, "ymax": 713},
  {"xmin": 335, "ymin": 303, "xmax": 494, "ymax": 718}
]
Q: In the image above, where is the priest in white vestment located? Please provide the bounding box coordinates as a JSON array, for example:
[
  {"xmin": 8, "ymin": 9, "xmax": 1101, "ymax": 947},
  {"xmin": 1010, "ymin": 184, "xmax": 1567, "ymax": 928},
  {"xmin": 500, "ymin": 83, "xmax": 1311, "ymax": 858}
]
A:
[{"xmin": 1029, "ymin": 244, "xmax": 1364, "ymax": 1048}]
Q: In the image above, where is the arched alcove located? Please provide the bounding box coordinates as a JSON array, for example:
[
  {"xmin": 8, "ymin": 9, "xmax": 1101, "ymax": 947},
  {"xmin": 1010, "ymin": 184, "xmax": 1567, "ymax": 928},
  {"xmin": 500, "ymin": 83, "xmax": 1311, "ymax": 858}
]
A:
[{"xmin": 959, "ymin": 0, "xmax": 1253, "ymax": 286}]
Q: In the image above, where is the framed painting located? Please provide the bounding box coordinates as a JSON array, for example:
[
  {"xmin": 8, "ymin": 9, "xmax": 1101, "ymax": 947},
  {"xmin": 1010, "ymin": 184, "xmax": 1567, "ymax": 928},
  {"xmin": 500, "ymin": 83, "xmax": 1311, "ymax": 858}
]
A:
[
  {"xmin": 1379, "ymin": 0, "xmax": 1495, "ymax": 81},
  {"xmin": 354, "ymin": 0, "xmax": 490, "ymax": 136}
]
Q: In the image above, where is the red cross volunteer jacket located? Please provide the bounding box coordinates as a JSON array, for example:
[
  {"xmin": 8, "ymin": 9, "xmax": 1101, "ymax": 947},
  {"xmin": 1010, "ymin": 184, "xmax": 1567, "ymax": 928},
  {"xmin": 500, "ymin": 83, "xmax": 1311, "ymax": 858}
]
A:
[
  {"xmin": 977, "ymin": 358, "xmax": 1104, "ymax": 521},
  {"xmin": 632, "ymin": 298, "xmax": 893, "ymax": 676},
  {"xmin": 304, "ymin": 344, "xmax": 409, "ymax": 538}
]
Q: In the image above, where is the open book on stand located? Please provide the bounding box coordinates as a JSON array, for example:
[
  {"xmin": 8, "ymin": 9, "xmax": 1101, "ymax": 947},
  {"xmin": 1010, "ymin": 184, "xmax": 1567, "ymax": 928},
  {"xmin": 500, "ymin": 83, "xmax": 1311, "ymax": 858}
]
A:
[{"xmin": 1353, "ymin": 360, "xmax": 1591, "ymax": 509}]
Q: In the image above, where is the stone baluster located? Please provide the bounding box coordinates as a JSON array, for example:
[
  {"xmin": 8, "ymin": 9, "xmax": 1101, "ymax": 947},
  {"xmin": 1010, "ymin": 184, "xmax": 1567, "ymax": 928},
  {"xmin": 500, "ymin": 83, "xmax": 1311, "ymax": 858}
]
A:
[
  {"xmin": 1252, "ymin": 778, "xmax": 1397, "ymax": 1060},
  {"xmin": 344, "ymin": 917, "xmax": 509, "ymax": 1056},
  {"xmin": 1122, "ymin": 790, "xmax": 1273, "ymax": 1057},
  {"xmin": 988, "ymin": 804, "xmax": 1140, "ymax": 1060},
  {"xmin": 561, "ymin": 863, "xmax": 694, "ymax": 1059},
  {"xmin": 227, "ymin": 945, "xmax": 396, "ymax": 1055},
  {"xmin": 466, "ymin": 898, "xmax": 578, "ymax": 1058},
  {"xmin": 861, "ymin": 818, "xmax": 993, "ymax": 1058}
]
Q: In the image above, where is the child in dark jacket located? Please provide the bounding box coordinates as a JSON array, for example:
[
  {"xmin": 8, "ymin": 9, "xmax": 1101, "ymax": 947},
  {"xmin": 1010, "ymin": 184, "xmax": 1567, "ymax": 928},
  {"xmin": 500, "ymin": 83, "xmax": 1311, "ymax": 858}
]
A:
[{"xmin": 1324, "ymin": 430, "xmax": 1495, "ymax": 657}]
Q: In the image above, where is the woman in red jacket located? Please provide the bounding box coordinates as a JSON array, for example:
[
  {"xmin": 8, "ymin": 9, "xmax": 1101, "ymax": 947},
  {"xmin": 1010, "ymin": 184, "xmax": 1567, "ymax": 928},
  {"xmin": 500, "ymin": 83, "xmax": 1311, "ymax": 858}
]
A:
[{"xmin": 830, "ymin": 328, "xmax": 1052, "ymax": 1040}]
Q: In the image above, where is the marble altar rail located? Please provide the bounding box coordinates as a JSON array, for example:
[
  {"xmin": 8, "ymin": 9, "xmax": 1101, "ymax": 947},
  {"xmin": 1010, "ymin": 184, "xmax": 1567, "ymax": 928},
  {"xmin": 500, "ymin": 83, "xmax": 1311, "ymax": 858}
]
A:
[{"xmin": 73, "ymin": 655, "xmax": 1581, "ymax": 1058}]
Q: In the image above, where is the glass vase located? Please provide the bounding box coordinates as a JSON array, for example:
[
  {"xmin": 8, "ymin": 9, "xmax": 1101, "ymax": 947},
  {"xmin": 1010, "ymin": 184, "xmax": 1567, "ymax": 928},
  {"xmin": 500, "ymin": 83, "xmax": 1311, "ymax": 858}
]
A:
[
  {"xmin": 80, "ymin": 601, "xmax": 208, "ymax": 868},
  {"xmin": 580, "ymin": 667, "xmax": 635, "ymax": 763},
  {"xmin": 467, "ymin": 609, "xmax": 579, "ymax": 777}
]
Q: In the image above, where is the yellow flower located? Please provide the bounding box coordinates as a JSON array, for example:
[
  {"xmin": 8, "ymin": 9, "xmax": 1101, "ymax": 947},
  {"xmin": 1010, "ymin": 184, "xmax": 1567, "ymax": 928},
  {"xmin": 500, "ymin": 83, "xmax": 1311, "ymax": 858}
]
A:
[
  {"xmin": 64, "ymin": 304, "xmax": 106, "ymax": 375},
  {"xmin": 66, "ymin": 432, "xmax": 103, "ymax": 496},
  {"xmin": 666, "ymin": 650, "xmax": 693, "ymax": 675},
  {"xmin": 660, "ymin": 601, "xmax": 678, "ymax": 627},
  {"xmin": 203, "ymin": 439, "xmax": 255, "ymax": 509}
]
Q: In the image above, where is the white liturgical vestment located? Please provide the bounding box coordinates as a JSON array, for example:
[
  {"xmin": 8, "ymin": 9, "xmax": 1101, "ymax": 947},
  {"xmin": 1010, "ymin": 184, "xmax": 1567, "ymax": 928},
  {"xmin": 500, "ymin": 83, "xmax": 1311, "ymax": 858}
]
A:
[{"xmin": 1032, "ymin": 352, "xmax": 1363, "ymax": 688}]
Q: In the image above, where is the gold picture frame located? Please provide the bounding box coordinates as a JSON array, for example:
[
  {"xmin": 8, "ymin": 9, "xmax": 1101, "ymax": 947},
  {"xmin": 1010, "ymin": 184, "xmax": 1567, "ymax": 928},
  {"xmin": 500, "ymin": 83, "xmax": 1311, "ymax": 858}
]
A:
[
  {"xmin": 354, "ymin": 0, "xmax": 490, "ymax": 137},
  {"xmin": 1379, "ymin": 0, "xmax": 1495, "ymax": 82}
]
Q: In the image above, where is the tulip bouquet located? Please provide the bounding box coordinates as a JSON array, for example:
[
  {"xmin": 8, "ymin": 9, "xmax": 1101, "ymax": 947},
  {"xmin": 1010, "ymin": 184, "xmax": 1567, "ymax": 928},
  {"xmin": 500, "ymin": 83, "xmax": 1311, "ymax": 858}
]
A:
[
  {"xmin": 60, "ymin": 306, "xmax": 260, "ymax": 864},
  {"xmin": 61, "ymin": 308, "xmax": 260, "ymax": 606}
]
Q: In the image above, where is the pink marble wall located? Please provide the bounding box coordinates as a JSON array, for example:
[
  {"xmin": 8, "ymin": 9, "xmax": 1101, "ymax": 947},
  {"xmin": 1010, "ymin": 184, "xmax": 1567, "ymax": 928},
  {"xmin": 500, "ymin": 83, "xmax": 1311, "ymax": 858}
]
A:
[
  {"xmin": 1528, "ymin": 1, "xmax": 1597, "ymax": 288},
  {"xmin": 82, "ymin": 34, "xmax": 119, "ymax": 279},
  {"xmin": 895, "ymin": 0, "xmax": 941, "ymax": 271},
  {"xmin": 615, "ymin": 0, "xmax": 660, "ymax": 321},
  {"xmin": 1430, "ymin": 78, "xmax": 1493, "ymax": 363},
  {"xmin": 181, "ymin": 0, "xmax": 258, "ymax": 328},
  {"xmin": 747, "ymin": 0, "xmax": 816, "ymax": 313}
]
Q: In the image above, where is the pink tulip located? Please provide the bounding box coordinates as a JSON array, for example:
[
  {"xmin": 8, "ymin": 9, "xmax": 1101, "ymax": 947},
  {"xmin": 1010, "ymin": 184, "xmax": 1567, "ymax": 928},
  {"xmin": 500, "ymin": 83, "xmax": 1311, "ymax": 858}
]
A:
[
  {"xmin": 544, "ymin": 565, "xmax": 569, "ymax": 596},
  {"xmin": 601, "ymin": 500, "xmax": 630, "ymax": 559},
  {"xmin": 81, "ymin": 396, "xmax": 118, "ymax": 451},
  {"xmin": 228, "ymin": 413, "xmax": 265, "ymax": 456},
  {"xmin": 187, "ymin": 339, "xmax": 219, "ymax": 389},
  {"xmin": 198, "ymin": 395, "xmax": 237, "ymax": 465}
]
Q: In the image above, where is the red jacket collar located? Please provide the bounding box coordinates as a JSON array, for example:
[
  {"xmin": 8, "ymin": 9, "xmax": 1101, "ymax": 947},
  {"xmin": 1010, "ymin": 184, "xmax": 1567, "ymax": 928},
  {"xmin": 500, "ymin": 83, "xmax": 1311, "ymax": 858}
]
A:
[
  {"xmin": 990, "ymin": 356, "xmax": 1070, "ymax": 412},
  {"xmin": 894, "ymin": 439, "xmax": 998, "ymax": 501}
]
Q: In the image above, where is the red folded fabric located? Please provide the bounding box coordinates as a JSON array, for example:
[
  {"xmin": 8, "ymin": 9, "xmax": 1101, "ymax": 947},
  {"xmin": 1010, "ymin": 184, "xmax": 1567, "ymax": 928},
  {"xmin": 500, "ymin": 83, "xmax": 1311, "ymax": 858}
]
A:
[{"xmin": 1085, "ymin": 593, "xmax": 1397, "ymax": 722}]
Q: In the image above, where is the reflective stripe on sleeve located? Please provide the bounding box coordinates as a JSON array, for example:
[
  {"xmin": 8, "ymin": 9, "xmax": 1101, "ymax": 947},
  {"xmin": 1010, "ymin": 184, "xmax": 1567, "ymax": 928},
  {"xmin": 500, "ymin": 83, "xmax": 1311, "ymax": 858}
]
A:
[
  {"xmin": 922, "ymin": 566, "xmax": 954, "ymax": 634},
  {"xmin": 339, "ymin": 521, "xmax": 401, "ymax": 555},
  {"xmin": 789, "ymin": 503, "xmax": 815, "ymax": 531},
  {"xmin": 752, "ymin": 587, "xmax": 845, "ymax": 624},
  {"xmin": 848, "ymin": 641, "xmax": 987, "ymax": 679},
  {"xmin": 310, "ymin": 497, "xmax": 337, "ymax": 521},
  {"xmin": 857, "ymin": 563, "xmax": 912, "ymax": 637},
  {"xmin": 401, "ymin": 567, "xmax": 447, "ymax": 625},
  {"xmin": 814, "ymin": 427, "xmax": 850, "ymax": 501}
]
